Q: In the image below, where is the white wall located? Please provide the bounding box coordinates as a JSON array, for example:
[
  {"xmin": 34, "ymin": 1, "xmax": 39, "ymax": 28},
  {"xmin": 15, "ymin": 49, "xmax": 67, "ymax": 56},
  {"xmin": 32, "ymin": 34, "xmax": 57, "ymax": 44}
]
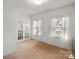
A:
[
  {"xmin": 31, "ymin": 3, "xmax": 75, "ymax": 49},
  {"xmin": 3, "ymin": 0, "xmax": 17, "ymax": 56}
]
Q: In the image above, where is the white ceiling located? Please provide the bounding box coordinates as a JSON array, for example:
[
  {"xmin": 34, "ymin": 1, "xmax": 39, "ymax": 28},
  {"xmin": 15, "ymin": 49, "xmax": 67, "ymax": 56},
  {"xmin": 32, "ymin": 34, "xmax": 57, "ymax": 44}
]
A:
[{"xmin": 4, "ymin": 0, "xmax": 75, "ymax": 15}]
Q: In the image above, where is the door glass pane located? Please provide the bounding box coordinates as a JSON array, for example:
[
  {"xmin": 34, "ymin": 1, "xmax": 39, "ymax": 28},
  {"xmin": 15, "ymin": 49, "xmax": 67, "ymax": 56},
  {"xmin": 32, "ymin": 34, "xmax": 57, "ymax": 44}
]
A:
[
  {"xmin": 24, "ymin": 19, "xmax": 31, "ymax": 39},
  {"xmin": 17, "ymin": 20, "xmax": 23, "ymax": 40}
]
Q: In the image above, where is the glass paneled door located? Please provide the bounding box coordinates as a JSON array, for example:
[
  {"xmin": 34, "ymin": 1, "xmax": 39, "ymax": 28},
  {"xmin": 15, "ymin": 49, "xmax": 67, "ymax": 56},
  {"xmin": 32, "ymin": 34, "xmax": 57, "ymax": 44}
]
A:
[{"xmin": 17, "ymin": 17, "xmax": 31, "ymax": 40}]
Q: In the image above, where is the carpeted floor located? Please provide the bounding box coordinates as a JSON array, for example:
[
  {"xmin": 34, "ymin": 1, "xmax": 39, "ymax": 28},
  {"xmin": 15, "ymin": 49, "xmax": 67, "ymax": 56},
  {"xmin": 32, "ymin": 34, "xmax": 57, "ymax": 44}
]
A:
[{"xmin": 4, "ymin": 39, "xmax": 73, "ymax": 59}]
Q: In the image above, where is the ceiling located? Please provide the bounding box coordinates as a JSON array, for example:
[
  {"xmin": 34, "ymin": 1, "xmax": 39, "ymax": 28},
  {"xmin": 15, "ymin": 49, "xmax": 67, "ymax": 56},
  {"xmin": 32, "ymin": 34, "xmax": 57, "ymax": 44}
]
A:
[{"xmin": 4, "ymin": 0, "xmax": 75, "ymax": 16}]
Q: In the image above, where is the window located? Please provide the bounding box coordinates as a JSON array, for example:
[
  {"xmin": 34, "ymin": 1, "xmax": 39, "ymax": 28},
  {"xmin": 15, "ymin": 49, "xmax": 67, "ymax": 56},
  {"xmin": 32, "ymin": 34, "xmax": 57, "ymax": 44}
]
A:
[
  {"xmin": 50, "ymin": 16, "xmax": 69, "ymax": 37},
  {"xmin": 33, "ymin": 20, "xmax": 42, "ymax": 35}
]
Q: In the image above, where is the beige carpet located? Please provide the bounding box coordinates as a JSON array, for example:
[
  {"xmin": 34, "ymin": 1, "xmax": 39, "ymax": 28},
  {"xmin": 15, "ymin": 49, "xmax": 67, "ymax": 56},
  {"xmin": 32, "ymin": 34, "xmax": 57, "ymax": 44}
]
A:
[{"xmin": 4, "ymin": 40, "xmax": 73, "ymax": 59}]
